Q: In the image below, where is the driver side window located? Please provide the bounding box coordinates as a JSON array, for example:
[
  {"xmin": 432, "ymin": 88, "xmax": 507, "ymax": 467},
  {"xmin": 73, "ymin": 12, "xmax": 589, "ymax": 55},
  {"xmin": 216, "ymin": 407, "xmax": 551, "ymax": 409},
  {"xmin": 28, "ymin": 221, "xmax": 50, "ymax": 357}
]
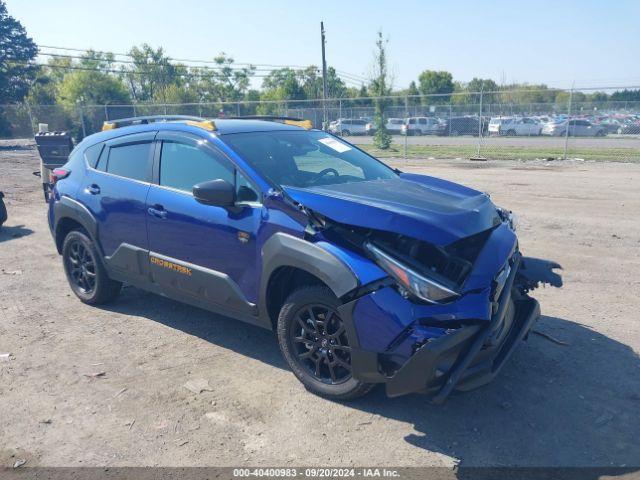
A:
[{"xmin": 160, "ymin": 141, "xmax": 233, "ymax": 192}]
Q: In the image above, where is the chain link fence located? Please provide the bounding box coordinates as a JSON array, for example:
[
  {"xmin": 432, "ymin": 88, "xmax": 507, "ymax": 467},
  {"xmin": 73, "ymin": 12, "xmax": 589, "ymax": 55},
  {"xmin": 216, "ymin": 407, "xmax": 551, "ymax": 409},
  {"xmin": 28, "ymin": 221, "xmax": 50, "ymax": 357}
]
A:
[{"xmin": 1, "ymin": 87, "xmax": 639, "ymax": 162}]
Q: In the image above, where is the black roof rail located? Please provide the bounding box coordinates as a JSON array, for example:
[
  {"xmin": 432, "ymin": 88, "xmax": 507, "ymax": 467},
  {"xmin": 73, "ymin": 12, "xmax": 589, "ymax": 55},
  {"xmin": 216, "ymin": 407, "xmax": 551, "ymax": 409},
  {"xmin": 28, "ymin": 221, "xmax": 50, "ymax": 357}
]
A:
[
  {"xmin": 102, "ymin": 115, "xmax": 207, "ymax": 131},
  {"xmin": 225, "ymin": 115, "xmax": 313, "ymax": 129}
]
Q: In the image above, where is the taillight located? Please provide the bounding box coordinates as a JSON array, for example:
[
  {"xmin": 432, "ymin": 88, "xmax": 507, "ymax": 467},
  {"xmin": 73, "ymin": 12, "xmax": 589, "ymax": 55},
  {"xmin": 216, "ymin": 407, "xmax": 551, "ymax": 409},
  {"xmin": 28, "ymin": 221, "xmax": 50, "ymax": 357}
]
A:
[{"xmin": 50, "ymin": 168, "xmax": 71, "ymax": 185}]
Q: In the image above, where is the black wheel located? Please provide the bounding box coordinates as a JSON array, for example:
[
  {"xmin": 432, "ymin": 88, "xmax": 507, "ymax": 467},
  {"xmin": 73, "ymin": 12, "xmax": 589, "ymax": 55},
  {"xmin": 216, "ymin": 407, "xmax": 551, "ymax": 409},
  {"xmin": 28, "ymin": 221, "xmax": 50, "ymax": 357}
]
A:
[
  {"xmin": 341, "ymin": 129, "xmax": 351, "ymax": 136},
  {"xmin": 277, "ymin": 286, "xmax": 374, "ymax": 400},
  {"xmin": 506, "ymin": 129, "xmax": 516, "ymax": 136},
  {"xmin": 62, "ymin": 229, "xmax": 122, "ymax": 305},
  {"xmin": 451, "ymin": 129, "xmax": 460, "ymax": 136}
]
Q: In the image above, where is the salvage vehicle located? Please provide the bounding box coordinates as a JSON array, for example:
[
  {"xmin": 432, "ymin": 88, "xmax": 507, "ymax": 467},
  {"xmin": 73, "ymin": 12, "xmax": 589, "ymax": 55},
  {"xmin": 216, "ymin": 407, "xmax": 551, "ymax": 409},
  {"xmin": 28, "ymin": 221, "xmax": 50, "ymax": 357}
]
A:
[{"xmin": 47, "ymin": 115, "xmax": 562, "ymax": 402}]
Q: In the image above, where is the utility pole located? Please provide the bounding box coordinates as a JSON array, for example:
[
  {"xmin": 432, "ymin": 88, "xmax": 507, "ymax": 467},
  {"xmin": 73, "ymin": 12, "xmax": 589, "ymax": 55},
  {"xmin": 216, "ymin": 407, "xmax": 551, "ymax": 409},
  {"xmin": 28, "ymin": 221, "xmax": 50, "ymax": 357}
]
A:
[{"xmin": 320, "ymin": 21, "xmax": 328, "ymax": 130}]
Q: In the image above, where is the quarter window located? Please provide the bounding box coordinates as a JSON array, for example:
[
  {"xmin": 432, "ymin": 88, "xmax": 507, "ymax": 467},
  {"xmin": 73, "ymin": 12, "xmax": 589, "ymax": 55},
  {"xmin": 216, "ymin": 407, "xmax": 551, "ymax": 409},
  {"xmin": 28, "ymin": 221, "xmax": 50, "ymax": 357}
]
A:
[
  {"xmin": 84, "ymin": 142, "xmax": 104, "ymax": 168},
  {"xmin": 159, "ymin": 141, "xmax": 232, "ymax": 192},
  {"xmin": 106, "ymin": 142, "xmax": 152, "ymax": 181}
]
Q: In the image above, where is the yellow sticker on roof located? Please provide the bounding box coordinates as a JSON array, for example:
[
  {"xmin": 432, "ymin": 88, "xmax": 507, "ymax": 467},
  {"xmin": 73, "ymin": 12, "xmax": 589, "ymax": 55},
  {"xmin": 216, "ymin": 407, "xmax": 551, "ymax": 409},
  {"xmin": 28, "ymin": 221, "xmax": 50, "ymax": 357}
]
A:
[{"xmin": 318, "ymin": 137, "xmax": 351, "ymax": 153}]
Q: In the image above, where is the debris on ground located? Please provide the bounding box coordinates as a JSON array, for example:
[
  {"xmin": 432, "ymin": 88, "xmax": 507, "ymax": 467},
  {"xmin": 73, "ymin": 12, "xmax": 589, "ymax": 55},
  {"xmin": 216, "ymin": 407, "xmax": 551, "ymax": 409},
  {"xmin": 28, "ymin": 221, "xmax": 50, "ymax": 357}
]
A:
[
  {"xmin": 0, "ymin": 353, "xmax": 11, "ymax": 361},
  {"xmin": 1, "ymin": 269, "xmax": 22, "ymax": 275},
  {"xmin": 113, "ymin": 387, "xmax": 127, "ymax": 398},
  {"xmin": 531, "ymin": 329, "xmax": 570, "ymax": 346},
  {"xmin": 13, "ymin": 459, "xmax": 26, "ymax": 469},
  {"xmin": 125, "ymin": 419, "xmax": 135, "ymax": 430},
  {"xmin": 39, "ymin": 419, "xmax": 52, "ymax": 424},
  {"xmin": 83, "ymin": 371, "xmax": 107, "ymax": 379},
  {"xmin": 184, "ymin": 378, "xmax": 213, "ymax": 394}
]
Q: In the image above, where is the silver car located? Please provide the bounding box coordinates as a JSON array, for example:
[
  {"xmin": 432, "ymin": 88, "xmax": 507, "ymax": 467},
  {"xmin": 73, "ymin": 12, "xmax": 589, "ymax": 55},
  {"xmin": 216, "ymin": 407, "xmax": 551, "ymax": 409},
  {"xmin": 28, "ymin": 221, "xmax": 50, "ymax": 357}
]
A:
[
  {"xmin": 542, "ymin": 119, "xmax": 606, "ymax": 137},
  {"xmin": 401, "ymin": 117, "xmax": 441, "ymax": 135}
]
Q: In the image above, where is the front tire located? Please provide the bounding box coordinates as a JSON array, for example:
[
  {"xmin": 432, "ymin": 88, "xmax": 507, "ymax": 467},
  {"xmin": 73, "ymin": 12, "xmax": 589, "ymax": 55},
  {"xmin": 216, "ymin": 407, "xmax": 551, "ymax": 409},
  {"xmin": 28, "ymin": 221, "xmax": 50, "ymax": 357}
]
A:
[
  {"xmin": 62, "ymin": 230, "xmax": 122, "ymax": 305},
  {"xmin": 277, "ymin": 286, "xmax": 374, "ymax": 400}
]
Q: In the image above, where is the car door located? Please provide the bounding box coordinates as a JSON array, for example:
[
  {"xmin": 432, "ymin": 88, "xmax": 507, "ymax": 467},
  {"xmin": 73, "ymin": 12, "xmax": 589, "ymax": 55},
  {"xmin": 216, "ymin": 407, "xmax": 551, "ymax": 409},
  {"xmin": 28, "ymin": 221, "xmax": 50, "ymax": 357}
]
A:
[
  {"xmin": 78, "ymin": 132, "xmax": 156, "ymax": 260},
  {"xmin": 145, "ymin": 131, "xmax": 262, "ymax": 315}
]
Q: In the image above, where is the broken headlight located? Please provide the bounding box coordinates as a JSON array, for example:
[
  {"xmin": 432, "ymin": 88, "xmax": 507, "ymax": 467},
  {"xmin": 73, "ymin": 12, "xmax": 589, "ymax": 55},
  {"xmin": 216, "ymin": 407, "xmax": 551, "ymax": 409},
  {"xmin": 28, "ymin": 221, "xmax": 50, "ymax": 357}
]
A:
[{"xmin": 367, "ymin": 243, "xmax": 460, "ymax": 304}]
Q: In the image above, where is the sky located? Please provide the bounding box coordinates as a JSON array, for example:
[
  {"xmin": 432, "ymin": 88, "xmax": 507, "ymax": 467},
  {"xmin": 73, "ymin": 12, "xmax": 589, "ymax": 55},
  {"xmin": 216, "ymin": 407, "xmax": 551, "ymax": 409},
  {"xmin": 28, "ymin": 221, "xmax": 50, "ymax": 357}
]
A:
[{"xmin": 6, "ymin": 0, "xmax": 640, "ymax": 91}]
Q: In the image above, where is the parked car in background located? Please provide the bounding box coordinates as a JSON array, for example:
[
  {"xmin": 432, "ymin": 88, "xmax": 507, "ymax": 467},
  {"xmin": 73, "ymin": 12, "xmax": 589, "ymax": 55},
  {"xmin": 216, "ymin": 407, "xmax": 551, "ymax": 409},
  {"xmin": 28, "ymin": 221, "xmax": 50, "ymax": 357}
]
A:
[
  {"xmin": 488, "ymin": 117, "xmax": 542, "ymax": 136},
  {"xmin": 401, "ymin": 117, "xmax": 441, "ymax": 136},
  {"xmin": 617, "ymin": 121, "xmax": 640, "ymax": 135},
  {"xmin": 542, "ymin": 119, "xmax": 606, "ymax": 137},
  {"xmin": 366, "ymin": 118, "xmax": 404, "ymax": 135},
  {"xmin": 439, "ymin": 116, "xmax": 484, "ymax": 136},
  {"xmin": 328, "ymin": 118, "xmax": 367, "ymax": 136}
]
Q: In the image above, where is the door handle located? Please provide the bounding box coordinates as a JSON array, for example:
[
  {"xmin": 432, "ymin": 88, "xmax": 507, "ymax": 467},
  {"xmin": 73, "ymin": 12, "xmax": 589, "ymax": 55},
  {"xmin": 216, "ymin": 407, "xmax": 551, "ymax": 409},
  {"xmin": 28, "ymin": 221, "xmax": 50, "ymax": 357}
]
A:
[
  {"xmin": 86, "ymin": 184, "xmax": 100, "ymax": 195},
  {"xmin": 148, "ymin": 204, "xmax": 167, "ymax": 219}
]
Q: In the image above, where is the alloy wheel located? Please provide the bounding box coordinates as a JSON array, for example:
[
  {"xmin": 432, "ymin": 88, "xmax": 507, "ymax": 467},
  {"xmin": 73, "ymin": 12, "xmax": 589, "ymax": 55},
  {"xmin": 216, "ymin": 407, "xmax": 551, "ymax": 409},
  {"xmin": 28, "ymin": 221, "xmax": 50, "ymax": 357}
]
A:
[
  {"xmin": 290, "ymin": 304, "xmax": 352, "ymax": 384},
  {"xmin": 66, "ymin": 240, "xmax": 97, "ymax": 294}
]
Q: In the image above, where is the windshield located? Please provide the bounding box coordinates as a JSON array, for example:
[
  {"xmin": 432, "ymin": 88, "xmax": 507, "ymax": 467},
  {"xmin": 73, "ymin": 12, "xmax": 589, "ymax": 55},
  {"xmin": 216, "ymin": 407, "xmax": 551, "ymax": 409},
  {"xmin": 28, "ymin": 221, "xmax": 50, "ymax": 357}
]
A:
[{"xmin": 223, "ymin": 130, "xmax": 397, "ymax": 188}]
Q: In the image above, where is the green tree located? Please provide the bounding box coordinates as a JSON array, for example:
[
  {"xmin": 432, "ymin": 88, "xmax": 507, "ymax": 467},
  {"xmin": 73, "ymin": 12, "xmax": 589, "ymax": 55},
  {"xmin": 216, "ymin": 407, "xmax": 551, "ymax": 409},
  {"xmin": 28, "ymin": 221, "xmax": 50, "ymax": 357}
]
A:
[
  {"xmin": 0, "ymin": 0, "xmax": 38, "ymax": 104},
  {"xmin": 406, "ymin": 80, "xmax": 420, "ymax": 106},
  {"xmin": 298, "ymin": 66, "xmax": 348, "ymax": 99},
  {"xmin": 0, "ymin": 0, "xmax": 38, "ymax": 136},
  {"xmin": 55, "ymin": 52, "xmax": 131, "ymax": 136},
  {"xmin": 56, "ymin": 52, "xmax": 131, "ymax": 107},
  {"xmin": 194, "ymin": 53, "xmax": 255, "ymax": 103},
  {"xmin": 610, "ymin": 89, "xmax": 640, "ymax": 102},
  {"xmin": 258, "ymin": 68, "xmax": 306, "ymax": 114},
  {"xmin": 123, "ymin": 44, "xmax": 181, "ymax": 103},
  {"xmin": 370, "ymin": 30, "xmax": 391, "ymax": 150},
  {"xmin": 417, "ymin": 70, "xmax": 453, "ymax": 104}
]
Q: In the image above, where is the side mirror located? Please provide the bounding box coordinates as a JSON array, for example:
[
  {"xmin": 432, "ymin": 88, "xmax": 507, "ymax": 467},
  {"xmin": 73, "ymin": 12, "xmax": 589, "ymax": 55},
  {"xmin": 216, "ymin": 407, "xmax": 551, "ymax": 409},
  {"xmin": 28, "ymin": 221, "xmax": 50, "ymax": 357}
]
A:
[{"xmin": 193, "ymin": 179, "xmax": 236, "ymax": 207}]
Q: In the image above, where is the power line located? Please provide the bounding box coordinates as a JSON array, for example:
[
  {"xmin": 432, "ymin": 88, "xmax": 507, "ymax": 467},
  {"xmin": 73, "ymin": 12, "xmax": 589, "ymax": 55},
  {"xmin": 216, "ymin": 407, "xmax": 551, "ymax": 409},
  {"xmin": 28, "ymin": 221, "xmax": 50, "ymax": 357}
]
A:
[
  {"xmin": 13, "ymin": 61, "xmax": 274, "ymax": 79},
  {"xmin": 38, "ymin": 44, "xmax": 309, "ymax": 69},
  {"xmin": 38, "ymin": 45, "xmax": 369, "ymax": 85},
  {"xmin": 37, "ymin": 51, "xmax": 277, "ymax": 73}
]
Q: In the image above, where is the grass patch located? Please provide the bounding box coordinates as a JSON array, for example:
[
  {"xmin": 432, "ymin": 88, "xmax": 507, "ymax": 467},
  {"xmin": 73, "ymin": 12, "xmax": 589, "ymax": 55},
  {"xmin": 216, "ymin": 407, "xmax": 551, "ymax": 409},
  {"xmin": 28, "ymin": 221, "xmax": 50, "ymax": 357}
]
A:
[{"xmin": 358, "ymin": 143, "xmax": 640, "ymax": 162}]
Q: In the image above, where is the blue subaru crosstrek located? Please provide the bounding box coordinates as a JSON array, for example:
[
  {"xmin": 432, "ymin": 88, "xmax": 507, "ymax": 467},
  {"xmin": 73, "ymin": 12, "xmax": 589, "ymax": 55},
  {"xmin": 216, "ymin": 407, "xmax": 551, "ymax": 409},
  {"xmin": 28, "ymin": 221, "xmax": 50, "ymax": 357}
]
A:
[{"xmin": 48, "ymin": 115, "xmax": 561, "ymax": 402}]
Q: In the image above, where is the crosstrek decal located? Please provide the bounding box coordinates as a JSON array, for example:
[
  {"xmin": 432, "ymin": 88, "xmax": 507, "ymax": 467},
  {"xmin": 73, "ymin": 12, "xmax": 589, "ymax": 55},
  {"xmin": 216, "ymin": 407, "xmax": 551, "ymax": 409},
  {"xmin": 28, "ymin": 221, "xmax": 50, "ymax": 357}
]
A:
[{"xmin": 150, "ymin": 256, "xmax": 192, "ymax": 276}]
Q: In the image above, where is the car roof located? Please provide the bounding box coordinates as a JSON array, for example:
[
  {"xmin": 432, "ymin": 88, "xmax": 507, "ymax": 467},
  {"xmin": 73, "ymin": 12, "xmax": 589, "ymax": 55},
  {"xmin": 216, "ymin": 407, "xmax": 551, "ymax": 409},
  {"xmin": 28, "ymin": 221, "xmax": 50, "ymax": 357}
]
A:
[{"xmin": 81, "ymin": 118, "xmax": 307, "ymax": 146}]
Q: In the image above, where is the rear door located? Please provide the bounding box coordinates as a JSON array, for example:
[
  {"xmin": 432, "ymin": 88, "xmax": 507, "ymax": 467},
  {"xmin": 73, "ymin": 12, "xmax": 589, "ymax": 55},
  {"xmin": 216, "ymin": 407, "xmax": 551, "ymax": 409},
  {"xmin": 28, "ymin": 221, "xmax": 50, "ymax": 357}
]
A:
[
  {"xmin": 78, "ymin": 132, "xmax": 156, "ymax": 258},
  {"xmin": 145, "ymin": 131, "xmax": 262, "ymax": 315}
]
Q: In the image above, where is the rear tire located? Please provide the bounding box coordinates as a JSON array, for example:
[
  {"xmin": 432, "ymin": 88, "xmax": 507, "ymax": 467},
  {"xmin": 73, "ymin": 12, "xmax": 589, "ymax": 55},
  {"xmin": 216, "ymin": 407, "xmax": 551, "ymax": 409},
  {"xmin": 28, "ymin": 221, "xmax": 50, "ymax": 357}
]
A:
[
  {"xmin": 277, "ymin": 286, "xmax": 374, "ymax": 400},
  {"xmin": 341, "ymin": 130, "xmax": 351, "ymax": 136},
  {"xmin": 62, "ymin": 230, "xmax": 122, "ymax": 305}
]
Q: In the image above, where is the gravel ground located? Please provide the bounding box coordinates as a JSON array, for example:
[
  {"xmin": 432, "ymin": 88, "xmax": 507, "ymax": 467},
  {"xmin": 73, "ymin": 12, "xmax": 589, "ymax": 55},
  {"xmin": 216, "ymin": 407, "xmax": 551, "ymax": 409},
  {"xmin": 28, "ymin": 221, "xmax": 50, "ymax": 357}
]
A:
[{"xmin": 1, "ymin": 140, "xmax": 639, "ymax": 469}]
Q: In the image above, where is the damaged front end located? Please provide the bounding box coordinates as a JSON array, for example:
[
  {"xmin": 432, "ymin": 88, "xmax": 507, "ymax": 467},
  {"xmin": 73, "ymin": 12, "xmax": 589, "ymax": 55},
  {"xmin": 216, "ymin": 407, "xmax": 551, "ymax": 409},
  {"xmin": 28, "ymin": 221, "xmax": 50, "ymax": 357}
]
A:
[{"xmin": 302, "ymin": 207, "xmax": 563, "ymax": 402}]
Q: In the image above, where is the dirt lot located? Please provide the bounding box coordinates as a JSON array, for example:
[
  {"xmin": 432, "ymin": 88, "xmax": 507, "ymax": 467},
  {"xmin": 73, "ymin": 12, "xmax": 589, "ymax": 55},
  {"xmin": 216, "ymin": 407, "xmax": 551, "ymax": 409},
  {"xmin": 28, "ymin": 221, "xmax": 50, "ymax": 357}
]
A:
[{"xmin": 1, "ymin": 140, "xmax": 639, "ymax": 469}]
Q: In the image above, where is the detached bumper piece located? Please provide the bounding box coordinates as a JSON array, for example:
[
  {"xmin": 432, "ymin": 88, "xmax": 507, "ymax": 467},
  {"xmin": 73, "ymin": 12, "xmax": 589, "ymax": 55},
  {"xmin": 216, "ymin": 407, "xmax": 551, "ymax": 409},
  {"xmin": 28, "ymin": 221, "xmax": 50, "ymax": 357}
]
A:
[{"xmin": 384, "ymin": 254, "xmax": 540, "ymax": 402}]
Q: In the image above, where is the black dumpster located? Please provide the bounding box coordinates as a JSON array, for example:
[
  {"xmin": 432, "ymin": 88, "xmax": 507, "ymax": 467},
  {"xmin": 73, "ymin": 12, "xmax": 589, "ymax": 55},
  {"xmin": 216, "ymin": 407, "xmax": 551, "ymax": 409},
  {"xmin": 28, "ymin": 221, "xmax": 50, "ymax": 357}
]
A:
[{"xmin": 34, "ymin": 131, "xmax": 74, "ymax": 201}]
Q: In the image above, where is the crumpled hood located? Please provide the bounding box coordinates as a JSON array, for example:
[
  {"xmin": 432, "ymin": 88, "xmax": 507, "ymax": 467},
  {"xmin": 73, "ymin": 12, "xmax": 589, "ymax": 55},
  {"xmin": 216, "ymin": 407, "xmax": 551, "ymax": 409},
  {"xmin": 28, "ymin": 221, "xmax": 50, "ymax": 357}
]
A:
[{"xmin": 283, "ymin": 172, "xmax": 501, "ymax": 246}]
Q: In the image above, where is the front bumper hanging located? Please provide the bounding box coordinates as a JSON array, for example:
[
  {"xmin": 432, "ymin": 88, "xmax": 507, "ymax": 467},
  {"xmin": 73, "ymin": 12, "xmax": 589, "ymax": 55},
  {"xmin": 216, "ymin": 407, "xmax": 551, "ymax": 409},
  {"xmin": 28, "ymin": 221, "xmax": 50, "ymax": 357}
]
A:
[{"xmin": 349, "ymin": 254, "xmax": 544, "ymax": 402}]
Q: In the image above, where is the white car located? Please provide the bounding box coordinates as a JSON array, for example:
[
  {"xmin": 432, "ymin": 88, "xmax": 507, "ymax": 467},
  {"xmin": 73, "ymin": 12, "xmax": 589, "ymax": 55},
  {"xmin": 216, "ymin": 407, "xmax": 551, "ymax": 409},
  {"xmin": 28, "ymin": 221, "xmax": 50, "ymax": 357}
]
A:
[
  {"xmin": 328, "ymin": 118, "xmax": 368, "ymax": 136},
  {"xmin": 401, "ymin": 117, "xmax": 441, "ymax": 135},
  {"xmin": 366, "ymin": 118, "xmax": 404, "ymax": 135},
  {"xmin": 488, "ymin": 117, "xmax": 542, "ymax": 136}
]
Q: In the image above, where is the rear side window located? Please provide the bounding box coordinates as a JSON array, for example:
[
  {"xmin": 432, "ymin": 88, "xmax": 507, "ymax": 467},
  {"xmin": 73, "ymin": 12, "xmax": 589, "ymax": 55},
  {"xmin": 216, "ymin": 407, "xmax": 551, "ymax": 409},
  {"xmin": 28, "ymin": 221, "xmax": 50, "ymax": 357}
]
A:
[
  {"xmin": 159, "ymin": 141, "xmax": 232, "ymax": 192},
  {"xmin": 106, "ymin": 142, "xmax": 152, "ymax": 182},
  {"xmin": 84, "ymin": 143, "xmax": 103, "ymax": 168}
]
